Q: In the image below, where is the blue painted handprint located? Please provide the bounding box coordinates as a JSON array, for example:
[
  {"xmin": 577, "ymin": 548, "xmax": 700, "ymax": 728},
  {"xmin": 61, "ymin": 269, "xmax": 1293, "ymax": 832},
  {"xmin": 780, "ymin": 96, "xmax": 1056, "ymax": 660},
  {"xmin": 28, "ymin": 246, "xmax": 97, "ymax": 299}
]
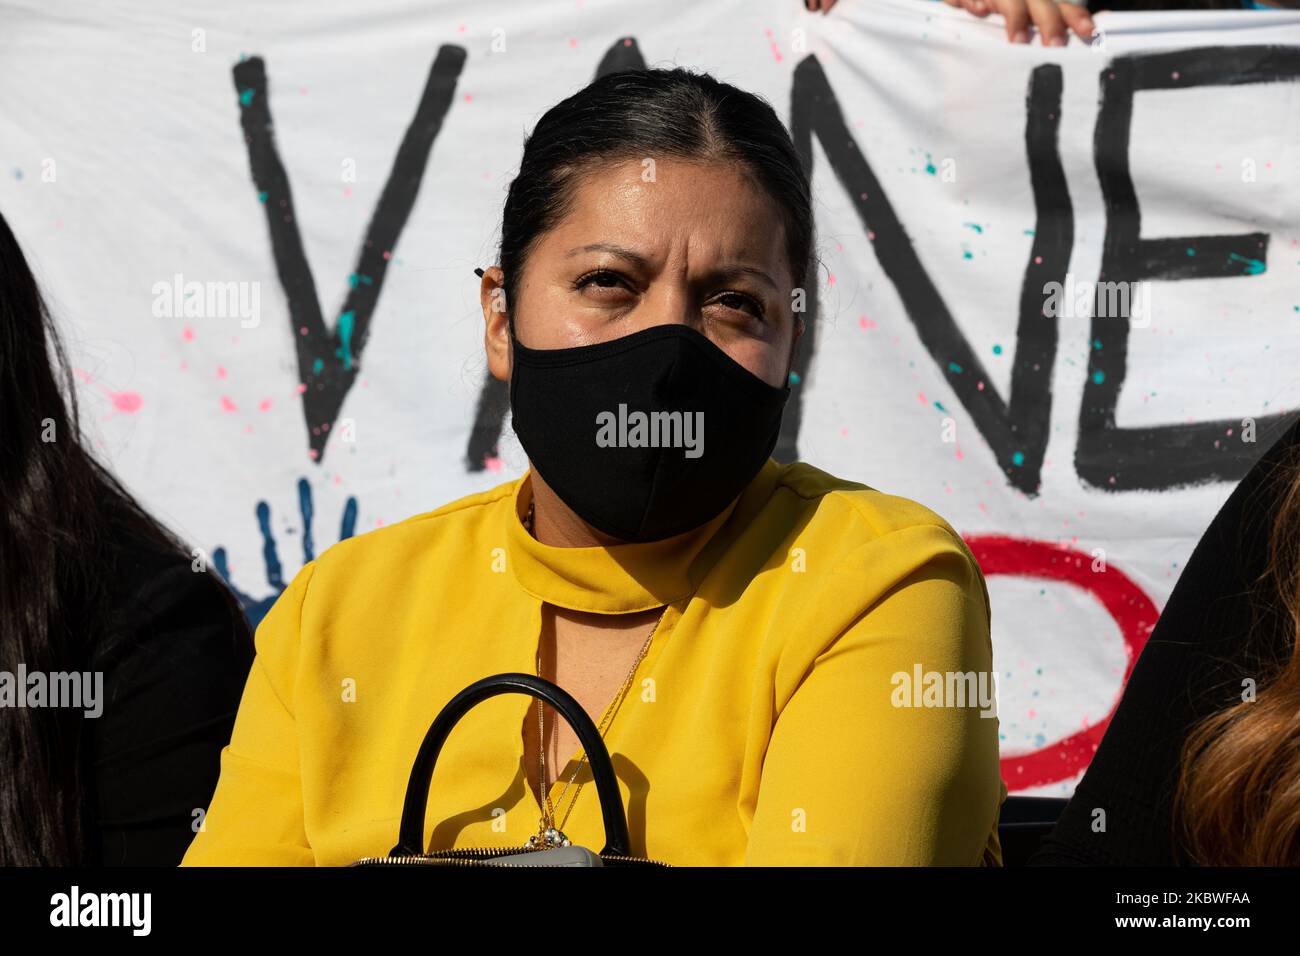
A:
[{"xmin": 212, "ymin": 478, "xmax": 359, "ymax": 629}]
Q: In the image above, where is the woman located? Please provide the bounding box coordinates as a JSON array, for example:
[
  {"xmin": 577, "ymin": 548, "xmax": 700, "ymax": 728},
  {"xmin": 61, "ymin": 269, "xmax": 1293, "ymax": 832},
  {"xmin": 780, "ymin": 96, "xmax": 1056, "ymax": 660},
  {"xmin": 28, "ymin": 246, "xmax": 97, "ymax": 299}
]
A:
[
  {"xmin": 181, "ymin": 67, "xmax": 1005, "ymax": 867},
  {"xmin": 0, "ymin": 210, "xmax": 255, "ymax": 865},
  {"xmin": 1030, "ymin": 413, "xmax": 1300, "ymax": 864}
]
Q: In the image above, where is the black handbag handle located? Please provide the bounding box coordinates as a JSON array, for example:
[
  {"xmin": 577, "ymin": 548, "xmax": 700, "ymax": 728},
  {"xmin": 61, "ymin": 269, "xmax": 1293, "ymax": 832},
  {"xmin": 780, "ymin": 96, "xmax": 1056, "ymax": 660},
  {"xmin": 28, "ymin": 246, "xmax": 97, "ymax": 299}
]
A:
[{"xmin": 392, "ymin": 672, "xmax": 634, "ymax": 857}]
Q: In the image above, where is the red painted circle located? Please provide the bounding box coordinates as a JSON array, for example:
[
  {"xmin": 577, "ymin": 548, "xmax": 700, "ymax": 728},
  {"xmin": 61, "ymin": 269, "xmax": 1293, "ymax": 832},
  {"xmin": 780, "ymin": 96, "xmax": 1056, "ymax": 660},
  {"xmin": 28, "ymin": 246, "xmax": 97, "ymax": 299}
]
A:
[{"xmin": 962, "ymin": 534, "xmax": 1160, "ymax": 791}]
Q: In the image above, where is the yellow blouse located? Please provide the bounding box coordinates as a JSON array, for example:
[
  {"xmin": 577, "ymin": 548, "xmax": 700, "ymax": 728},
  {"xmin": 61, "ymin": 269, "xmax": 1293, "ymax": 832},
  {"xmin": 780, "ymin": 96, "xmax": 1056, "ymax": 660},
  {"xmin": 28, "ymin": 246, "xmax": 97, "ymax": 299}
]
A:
[{"xmin": 181, "ymin": 456, "xmax": 1005, "ymax": 866}]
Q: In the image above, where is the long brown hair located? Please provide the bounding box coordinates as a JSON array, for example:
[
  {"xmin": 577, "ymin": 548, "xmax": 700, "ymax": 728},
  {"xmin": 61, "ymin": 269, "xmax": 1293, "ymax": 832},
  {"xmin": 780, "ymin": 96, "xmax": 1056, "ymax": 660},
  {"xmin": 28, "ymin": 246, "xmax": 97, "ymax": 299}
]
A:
[
  {"xmin": 1173, "ymin": 432, "xmax": 1300, "ymax": 865},
  {"xmin": 0, "ymin": 210, "xmax": 250, "ymax": 864}
]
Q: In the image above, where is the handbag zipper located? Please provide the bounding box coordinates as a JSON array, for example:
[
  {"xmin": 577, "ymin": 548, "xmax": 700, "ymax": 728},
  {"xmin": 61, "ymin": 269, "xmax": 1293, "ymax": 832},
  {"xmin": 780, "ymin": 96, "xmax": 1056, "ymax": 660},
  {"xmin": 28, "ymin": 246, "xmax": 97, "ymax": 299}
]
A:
[{"xmin": 351, "ymin": 844, "xmax": 671, "ymax": 867}]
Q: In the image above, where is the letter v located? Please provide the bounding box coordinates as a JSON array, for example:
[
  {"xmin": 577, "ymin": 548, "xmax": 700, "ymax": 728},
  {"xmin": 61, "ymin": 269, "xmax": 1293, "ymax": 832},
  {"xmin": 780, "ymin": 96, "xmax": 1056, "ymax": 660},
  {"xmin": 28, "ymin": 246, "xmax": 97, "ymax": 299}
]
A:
[{"xmin": 233, "ymin": 48, "xmax": 467, "ymax": 463}]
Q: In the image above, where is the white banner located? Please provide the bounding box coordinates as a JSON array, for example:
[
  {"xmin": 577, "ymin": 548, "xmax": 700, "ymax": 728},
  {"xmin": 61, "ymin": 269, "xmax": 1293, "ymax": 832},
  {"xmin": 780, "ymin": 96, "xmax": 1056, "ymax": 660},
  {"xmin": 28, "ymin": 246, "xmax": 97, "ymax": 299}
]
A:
[{"xmin": 2, "ymin": 0, "xmax": 1298, "ymax": 795}]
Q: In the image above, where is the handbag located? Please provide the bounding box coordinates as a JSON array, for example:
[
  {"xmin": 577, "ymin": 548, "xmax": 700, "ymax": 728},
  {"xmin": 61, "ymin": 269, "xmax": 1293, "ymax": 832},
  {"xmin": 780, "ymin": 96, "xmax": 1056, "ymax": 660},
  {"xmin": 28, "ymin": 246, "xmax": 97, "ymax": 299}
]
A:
[{"xmin": 350, "ymin": 672, "xmax": 671, "ymax": 867}]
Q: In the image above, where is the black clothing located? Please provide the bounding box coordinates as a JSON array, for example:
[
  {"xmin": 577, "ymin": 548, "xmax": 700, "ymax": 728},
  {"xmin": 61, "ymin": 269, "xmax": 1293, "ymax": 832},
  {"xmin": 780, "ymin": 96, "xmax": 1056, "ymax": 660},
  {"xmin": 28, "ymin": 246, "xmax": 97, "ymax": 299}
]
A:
[
  {"xmin": 87, "ymin": 523, "xmax": 254, "ymax": 865},
  {"xmin": 1029, "ymin": 414, "xmax": 1300, "ymax": 864}
]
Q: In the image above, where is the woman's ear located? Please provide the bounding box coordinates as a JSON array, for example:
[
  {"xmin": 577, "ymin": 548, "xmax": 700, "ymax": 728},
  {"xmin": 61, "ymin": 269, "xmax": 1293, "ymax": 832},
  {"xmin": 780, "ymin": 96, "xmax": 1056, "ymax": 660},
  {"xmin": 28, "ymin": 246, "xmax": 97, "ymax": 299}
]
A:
[{"xmin": 481, "ymin": 266, "xmax": 512, "ymax": 382}]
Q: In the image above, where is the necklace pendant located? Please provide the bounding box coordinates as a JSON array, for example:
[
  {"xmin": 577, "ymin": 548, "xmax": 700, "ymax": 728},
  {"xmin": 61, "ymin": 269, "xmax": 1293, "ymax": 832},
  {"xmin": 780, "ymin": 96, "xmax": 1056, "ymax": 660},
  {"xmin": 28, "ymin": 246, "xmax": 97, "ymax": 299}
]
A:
[{"xmin": 525, "ymin": 826, "xmax": 569, "ymax": 849}]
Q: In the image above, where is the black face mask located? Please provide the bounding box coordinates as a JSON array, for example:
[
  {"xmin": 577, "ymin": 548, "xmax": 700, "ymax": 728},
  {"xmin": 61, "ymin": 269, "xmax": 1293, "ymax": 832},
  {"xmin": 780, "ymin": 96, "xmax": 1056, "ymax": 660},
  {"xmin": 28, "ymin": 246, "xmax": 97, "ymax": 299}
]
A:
[{"xmin": 508, "ymin": 321, "xmax": 792, "ymax": 543}]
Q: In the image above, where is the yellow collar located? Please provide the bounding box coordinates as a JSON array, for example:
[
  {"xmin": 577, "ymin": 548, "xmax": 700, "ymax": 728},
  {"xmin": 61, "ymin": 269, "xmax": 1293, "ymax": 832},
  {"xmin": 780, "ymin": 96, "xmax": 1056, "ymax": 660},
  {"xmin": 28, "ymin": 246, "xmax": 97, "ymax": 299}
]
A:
[{"xmin": 505, "ymin": 458, "xmax": 782, "ymax": 614}]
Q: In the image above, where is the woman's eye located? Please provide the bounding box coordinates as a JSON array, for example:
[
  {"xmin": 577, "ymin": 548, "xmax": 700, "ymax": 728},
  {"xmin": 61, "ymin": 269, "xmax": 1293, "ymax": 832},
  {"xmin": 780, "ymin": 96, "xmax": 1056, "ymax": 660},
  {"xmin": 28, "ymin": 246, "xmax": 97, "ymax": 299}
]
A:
[
  {"xmin": 575, "ymin": 270, "xmax": 626, "ymax": 291},
  {"xmin": 574, "ymin": 272, "xmax": 763, "ymax": 321},
  {"xmin": 713, "ymin": 292, "xmax": 765, "ymax": 320}
]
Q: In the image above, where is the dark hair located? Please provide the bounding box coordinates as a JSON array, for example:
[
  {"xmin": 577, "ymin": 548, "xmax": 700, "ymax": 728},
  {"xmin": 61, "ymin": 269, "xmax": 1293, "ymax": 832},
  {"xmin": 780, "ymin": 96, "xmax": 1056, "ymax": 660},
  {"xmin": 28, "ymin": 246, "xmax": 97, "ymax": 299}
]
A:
[
  {"xmin": 497, "ymin": 67, "xmax": 814, "ymax": 330},
  {"xmin": 0, "ymin": 210, "xmax": 247, "ymax": 864}
]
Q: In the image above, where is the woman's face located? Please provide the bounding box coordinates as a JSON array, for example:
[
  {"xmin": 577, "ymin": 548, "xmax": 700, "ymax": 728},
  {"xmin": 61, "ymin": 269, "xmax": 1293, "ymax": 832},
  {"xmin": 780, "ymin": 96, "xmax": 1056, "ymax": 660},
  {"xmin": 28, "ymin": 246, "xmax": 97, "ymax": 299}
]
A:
[{"xmin": 483, "ymin": 158, "xmax": 803, "ymax": 390}]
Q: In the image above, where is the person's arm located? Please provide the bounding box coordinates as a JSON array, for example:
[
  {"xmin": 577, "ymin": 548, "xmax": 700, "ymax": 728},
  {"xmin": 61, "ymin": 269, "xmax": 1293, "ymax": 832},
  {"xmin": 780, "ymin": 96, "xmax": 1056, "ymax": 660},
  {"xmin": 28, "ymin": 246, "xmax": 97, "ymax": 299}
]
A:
[
  {"xmin": 180, "ymin": 562, "xmax": 317, "ymax": 866},
  {"xmin": 745, "ymin": 524, "xmax": 1005, "ymax": 865},
  {"xmin": 91, "ymin": 561, "xmax": 254, "ymax": 866}
]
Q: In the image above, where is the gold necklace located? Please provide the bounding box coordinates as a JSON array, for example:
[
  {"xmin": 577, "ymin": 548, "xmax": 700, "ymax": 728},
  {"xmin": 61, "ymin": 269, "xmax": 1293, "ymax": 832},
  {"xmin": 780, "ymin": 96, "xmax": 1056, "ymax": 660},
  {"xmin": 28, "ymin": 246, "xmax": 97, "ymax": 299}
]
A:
[{"xmin": 522, "ymin": 497, "xmax": 660, "ymax": 849}]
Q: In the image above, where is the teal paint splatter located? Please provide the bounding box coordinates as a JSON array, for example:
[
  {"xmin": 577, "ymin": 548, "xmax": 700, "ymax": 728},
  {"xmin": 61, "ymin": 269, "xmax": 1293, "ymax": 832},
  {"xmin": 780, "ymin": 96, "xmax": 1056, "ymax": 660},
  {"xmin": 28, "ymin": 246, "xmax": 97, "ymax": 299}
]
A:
[
  {"xmin": 933, "ymin": 400, "xmax": 948, "ymax": 413},
  {"xmin": 239, "ymin": 88, "xmax": 256, "ymax": 106},
  {"xmin": 1228, "ymin": 252, "xmax": 1266, "ymax": 275},
  {"xmin": 1093, "ymin": 370, "xmax": 1106, "ymax": 384},
  {"xmin": 335, "ymin": 310, "xmax": 356, "ymax": 370},
  {"xmin": 963, "ymin": 222, "xmax": 984, "ymax": 234},
  {"xmin": 1186, "ymin": 247, "xmax": 1196, "ymax": 256},
  {"xmin": 312, "ymin": 357, "xmax": 324, "ymax": 376},
  {"xmin": 347, "ymin": 272, "xmax": 374, "ymax": 289},
  {"xmin": 948, "ymin": 361, "xmax": 963, "ymax": 374},
  {"xmin": 1023, "ymin": 228, "xmax": 1035, "ymax": 236},
  {"xmin": 1012, "ymin": 451, "xmax": 1025, "ymax": 466},
  {"xmin": 962, "ymin": 248, "xmax": 973, "ymax": 261},
  {"xmin": 925, "ymin": 152, "xmax": 937, "ymax": 176},
  {"xmin": 788, "ymin": 371, "xmax": 801, "ymax": 385},
  {"xmin": 992, "ymin": 344, "xmax": 1003, "ymax": 355},
  {"xmin": 1092, "ymin": 338, "xmax": 1102, "ymax": 350},
  {"xmin": 257, "ymin": 191, "xmax": 269, "ymax": 204}
]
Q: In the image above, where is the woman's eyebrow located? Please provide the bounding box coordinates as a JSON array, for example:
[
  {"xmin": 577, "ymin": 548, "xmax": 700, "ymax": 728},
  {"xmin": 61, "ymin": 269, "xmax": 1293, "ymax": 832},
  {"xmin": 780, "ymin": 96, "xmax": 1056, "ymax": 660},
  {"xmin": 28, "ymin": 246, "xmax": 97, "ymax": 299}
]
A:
[
  {"xmin": 566, "ymin": 242, "xmax": 652, "ymax": 268},
  {"xmin": 567, "ymin": 243, "xmax": 778, "ymax": 291}
]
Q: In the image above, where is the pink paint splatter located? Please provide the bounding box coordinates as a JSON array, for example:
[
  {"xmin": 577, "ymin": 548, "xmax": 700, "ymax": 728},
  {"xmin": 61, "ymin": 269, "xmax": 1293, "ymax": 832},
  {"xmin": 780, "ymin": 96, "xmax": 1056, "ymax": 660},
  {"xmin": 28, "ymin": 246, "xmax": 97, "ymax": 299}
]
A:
[
  {"xmin": 182, "ymin": 327, "xmax": 195, "ymax": 342},
  {"xmin": 217, "ymin": 366, "xmax": 227, "ymax": 379},
  {"xmin": 109, "ymin": 391, "xmax": 143, "ymax": 414},
  {"xmin": 220, "ymin": 396, "xmax": 238, "ymax": 412},
  {"xmin": 259, "ymin": 398, "xmax": 274, "ymax": 412}
]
